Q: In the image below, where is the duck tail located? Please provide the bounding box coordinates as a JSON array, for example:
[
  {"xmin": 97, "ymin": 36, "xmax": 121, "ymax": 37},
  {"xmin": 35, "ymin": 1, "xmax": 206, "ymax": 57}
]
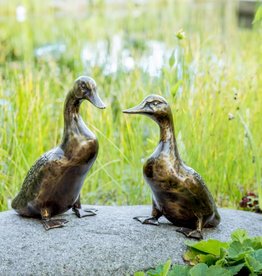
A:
[
  {"xmin": 205, "ymin": 208, "xmax": 221, "ymax": 228},
  {"xmin": 11, "ymin": 192, "xmax": 26, "ymax": 211}
]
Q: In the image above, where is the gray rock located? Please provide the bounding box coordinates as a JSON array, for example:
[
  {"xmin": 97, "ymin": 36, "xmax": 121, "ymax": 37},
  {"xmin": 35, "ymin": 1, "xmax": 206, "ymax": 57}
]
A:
[{"xmin": 0, "ymin": 206, "xmax": 261, "ymax": 276}]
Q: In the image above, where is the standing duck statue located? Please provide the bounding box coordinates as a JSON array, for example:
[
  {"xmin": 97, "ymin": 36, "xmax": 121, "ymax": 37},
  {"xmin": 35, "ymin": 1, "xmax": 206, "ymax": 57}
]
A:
[
  {"xmin": 123, "ymin": 95, "xmax": 220, "ymax": 239},
  {"xmin": 12, "ymin": 76, "xmax": 106, "ymax": 230}
]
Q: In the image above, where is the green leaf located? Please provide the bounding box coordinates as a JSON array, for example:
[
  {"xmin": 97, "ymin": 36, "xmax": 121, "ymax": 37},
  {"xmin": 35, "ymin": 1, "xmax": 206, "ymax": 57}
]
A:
[
  {"xmin": 183, "ymin": 248, "xmax": 201, "ymax": 265},
  {"xmin": 168, "ymin": 264, "xmax": 190, "ymax": 276},
  {"xmin": 227, "ymin": 241, "xmax": 243, "ymax": 258},
  {"xmin": 171, "ymin": 80, "xmax": 182, "ymax": 98},
  {"xmin": 216, "ymin": 258, "xmax": 228, "ymax": 267},
  {"xmin": 184, "ymin": 248, "xmax": 218, "ymax": 266},
  {"xmin": 225, "ymin": 263, "xmax": 245, "ymax": 275},
  {"xmin": 185, "ymin": 239, "xmax": 229, "ymax": 256},
  {"xmin": 250, "ymin": 236, "xmax": 262, "ymax": 250},
  {"xmin": 231, "ymin": 229, "xmax": 248, "ymax": 243},
  {"xmin": 169, "ymin": 51, "xmax": 175, "ymax": 68},
  {"xmin": 242, "ymin": 238, "xmax": 254, "ymax": 248},
  {"xmin": 189, "ymin": 263, "xmax": 208, "ymax": 276},
  {"xmin": 219, "ymin": 247, "xmax": 228, "ymax": 262},
  {"xmin": 197, "ymin": 253, "xmax": 218, "ymax": 266},
  {"xmin": 253, "ymin": 5, "xmax": 262, "ymax": 24},
  {"xmin": 134, "ymin": 272, "xmax": 145, "ymax": 276},
  {"xmin": 141, "ymin": 232, "xmax": 262, "ymax": 276},
  {"xmin": 245, "ymin": 249, "xmax": 262, "ymax": 274},
  {"xmin": 227, "ymin": 241, "xmax": 253, "ymax": 261},
  {"xmin": 245, "ymin": 254, "xmax": 262, "ymax": 274},
  {"xmin": 207, "ymin": 265, "xmax": 232, "ymax": 276},
  {"xmin": 162, "ymin": 259, "xmax": 172, "ymax": 276},
  {"xmin": 147, "ymin": 265, "xmax": 164, "ymax": 276},
  {"xmin": 251, "ymin": 249, "xmax": 262, "ymax": 263},
  {"xmin": 147, "ymin": 260, "xmax": 172, "ymax": 276}
]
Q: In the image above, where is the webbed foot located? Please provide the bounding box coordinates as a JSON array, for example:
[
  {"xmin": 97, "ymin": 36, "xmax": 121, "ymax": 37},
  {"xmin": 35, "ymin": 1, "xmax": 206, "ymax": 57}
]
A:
[
  {"xmin": 73, "ymin": 208, "xmax": 98, "ymax": 218},
  {"xmin": 133, "ymin": 216, "xmax": 159, "ymax": 226},
  {"xmin": 176, "ymin": 227, "xmax": 203, "ymax": 240},
  {"xmin": 42, "ymin": 219, "xmax": 68, "ymax": 231}
]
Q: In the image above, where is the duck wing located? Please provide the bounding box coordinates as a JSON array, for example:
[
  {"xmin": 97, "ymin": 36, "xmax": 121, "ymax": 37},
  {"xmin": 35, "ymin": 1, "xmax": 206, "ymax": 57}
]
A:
[
  {"xmin": 182, "ymin": 166, "xmax": 216, "ymax": 216},
  {"xmin": 12, "ymin": 147, "xmax": 64, "ymax": 210}
]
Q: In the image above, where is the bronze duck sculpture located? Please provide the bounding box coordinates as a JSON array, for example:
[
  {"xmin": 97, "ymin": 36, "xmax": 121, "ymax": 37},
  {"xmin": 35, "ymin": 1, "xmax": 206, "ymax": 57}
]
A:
[
  {"xmin": 12, "ymin": 76, "xmax": 106, "ymax": 230},
  {"xmin": 123, "ymin": 95, "xmax": 220, "ymax": 239}
]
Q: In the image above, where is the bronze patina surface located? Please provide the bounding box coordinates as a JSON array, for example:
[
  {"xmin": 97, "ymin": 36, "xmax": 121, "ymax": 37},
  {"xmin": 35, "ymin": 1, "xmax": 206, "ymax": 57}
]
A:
[
  {"xmin": 12, "ymin": 76, "xmax": 106, "ymax": 230},
  {"xmin": 123, "ymin": 95, "xmax": 220, "ymax": 239}
]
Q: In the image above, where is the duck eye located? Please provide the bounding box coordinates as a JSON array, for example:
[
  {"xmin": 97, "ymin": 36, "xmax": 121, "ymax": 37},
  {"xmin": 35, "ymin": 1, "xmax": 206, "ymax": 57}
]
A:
[{"xmin": 80, "ymin": 83, "xmax": 86, "ymax": 89}]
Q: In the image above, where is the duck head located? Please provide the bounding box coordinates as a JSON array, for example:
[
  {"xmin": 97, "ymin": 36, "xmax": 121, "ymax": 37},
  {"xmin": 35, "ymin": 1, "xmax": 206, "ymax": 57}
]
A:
[
  {"xmin": 73, "ymin": 76, "xmax": 106, "ymax": 109},
  {"xmin": 123, "ymin": 94, "xmax": 172, "ymax": 124}
]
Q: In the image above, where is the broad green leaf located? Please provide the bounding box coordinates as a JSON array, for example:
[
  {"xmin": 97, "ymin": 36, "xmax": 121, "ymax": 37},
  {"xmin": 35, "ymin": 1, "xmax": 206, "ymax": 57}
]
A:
[
  {"xmin": 184, "ymin": 249, "xmax": 218, "ymax": 266},
  {"xmin": 251, "ymin": 249, "xmax": 262, "ymax": 263},
  {"xmin": 207, "ymin": 265, "xmax": 232, "ymax": 276},
  {"xmin": 227, "ymin": 241, "xmax": 253, "ymax": 261},
  {"xmin": 242, "ymin": 238, "xmax": 254, "ymax": 248},
  {"xmin": 185, "ymin": 239, "xmax": 229, "ymax": 256},
  {"xmin": 231, "ymin": 229, "xmax": 248, "ymax": 243},
  {"xmin": 245, "ymin": 255, "xmax": 262, "ymax": 274},
  {"xmin": 225, "ymin": 263, "xmax": 245, "ymax": 275},
  {"xmin": 197, "ymin": 253, "xmax": 218, "ymax": 266},
  {"xmin": 168, "ymin": 264, "xmax": 190, "ymax": 276},
  {"xmin": 189, "ymin": 263, "xmax": 208, "ymax": 276}
]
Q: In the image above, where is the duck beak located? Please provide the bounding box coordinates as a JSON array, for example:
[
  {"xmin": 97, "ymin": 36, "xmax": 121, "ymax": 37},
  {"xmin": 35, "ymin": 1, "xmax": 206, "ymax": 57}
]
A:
[
  {"xmin": 123, "ymin": 102, "xmax": 149, "ymax": 114},
  {"xmin": 88, "ymin": 91, "xmax": 106, "ymax": 109}
]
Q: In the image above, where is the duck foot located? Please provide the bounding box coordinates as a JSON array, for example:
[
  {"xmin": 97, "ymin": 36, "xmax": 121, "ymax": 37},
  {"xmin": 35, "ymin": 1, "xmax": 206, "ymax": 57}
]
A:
[
  {"xmin": 133, "ymin": 216, "xmax": 159, "ymax": 226},
  {"xmin": 176, "ymin": 227, "xmax": 203, "ymax": 240},
  {"xmin": 42, "ymin": 219, "xmax": 68, "ymax": 230},
  {"xmin": 73, "ymin": 208, "xmax": 98, "ymax": 218}
]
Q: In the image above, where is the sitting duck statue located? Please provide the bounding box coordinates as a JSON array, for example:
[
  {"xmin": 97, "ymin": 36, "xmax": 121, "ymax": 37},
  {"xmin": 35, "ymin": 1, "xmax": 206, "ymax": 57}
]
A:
[
  {"xmin": 12, "ymin": 76, "xmax": 106, "ymax": 230},
  {"xmin": 123, "ymin": 95, "xmax": 220, "ymax": 239}
]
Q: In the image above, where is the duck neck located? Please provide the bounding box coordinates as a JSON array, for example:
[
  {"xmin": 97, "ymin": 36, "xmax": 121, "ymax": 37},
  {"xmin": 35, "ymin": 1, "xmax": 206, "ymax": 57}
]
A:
[
  {"xmin": 61, "ymin": 91, "xmax": 82, "ymax": 146},
  {"xmin": 158, "ymin": 114, "xmax": 181, "ymax": 161},
  {"xmin": 63, "ymin": 90, "xmax": 81, "ymax": 121}
]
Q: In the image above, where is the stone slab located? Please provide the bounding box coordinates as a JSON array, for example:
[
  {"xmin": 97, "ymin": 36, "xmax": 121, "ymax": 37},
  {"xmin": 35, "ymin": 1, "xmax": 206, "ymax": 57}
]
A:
[{"xmin": 0, "ymin": 206, "xmax": 261, "ymax": 275}]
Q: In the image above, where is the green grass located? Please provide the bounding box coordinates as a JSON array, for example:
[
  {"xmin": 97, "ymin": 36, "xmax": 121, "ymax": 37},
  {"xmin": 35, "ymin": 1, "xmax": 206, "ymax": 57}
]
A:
[{"xmin": 0, "ymin": 0, "xmax": 261, "ymax": 211}]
